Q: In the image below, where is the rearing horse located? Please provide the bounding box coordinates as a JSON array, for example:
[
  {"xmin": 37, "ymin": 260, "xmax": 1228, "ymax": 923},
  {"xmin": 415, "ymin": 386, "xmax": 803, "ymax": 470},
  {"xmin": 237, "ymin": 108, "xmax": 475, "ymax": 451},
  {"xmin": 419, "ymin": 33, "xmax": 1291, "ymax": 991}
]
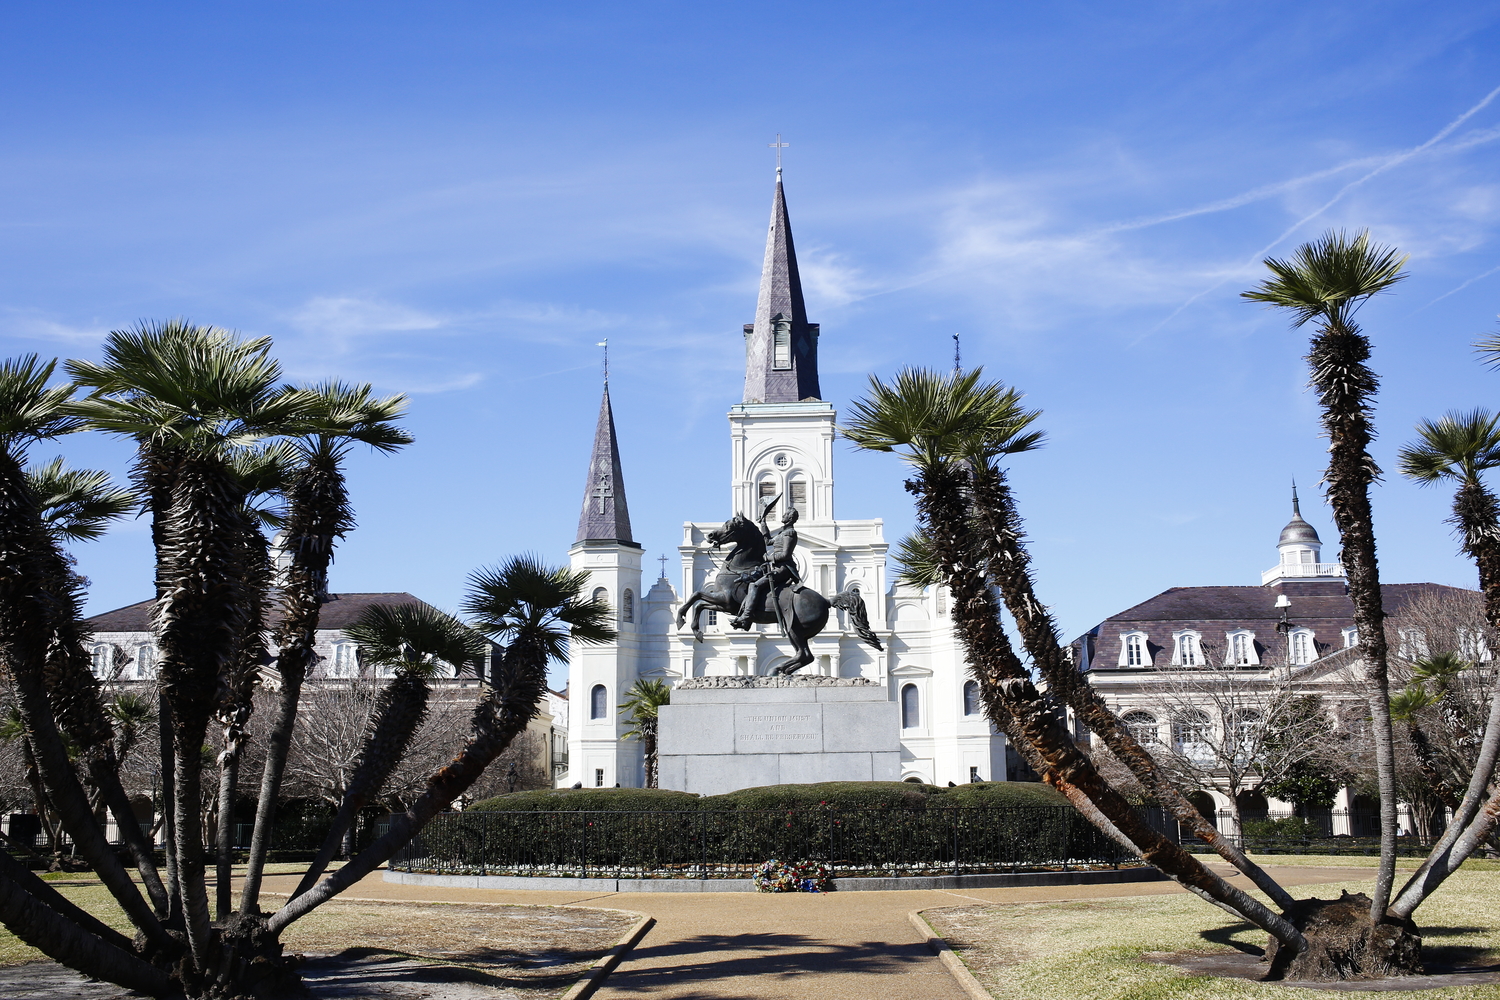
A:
[{"xmin": 674, "ymin": 513, "xmax": 884, "ymax": 674}]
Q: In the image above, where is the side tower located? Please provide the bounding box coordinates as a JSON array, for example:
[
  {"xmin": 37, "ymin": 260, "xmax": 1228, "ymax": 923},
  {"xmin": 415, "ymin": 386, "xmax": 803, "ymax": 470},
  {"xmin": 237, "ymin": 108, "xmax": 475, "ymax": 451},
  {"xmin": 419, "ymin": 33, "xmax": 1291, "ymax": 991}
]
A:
[{"xmin": 566, "ymin": 385, "xmax": 644, "ymax": 788}]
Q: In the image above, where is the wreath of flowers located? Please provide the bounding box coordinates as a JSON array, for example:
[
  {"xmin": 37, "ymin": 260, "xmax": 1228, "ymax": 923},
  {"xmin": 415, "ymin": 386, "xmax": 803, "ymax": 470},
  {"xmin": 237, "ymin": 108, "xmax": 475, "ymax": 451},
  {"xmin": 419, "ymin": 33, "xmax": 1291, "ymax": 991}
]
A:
[{"xmin": 753, "ymin": 858, "xmax": 832, "ymax": 893}]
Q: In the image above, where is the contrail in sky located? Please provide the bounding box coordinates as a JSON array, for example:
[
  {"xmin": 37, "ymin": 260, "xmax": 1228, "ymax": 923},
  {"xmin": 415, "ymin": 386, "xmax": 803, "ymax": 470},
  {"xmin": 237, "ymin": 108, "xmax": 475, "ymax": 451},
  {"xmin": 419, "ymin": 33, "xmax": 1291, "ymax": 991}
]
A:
[
  {"xmin": 1419, "ymin": 261, "xmax": 1500, "ymax": 311},
  {"xmin": 1146, "ymin": 82, "xmax": 1500, "ymax": 337}
]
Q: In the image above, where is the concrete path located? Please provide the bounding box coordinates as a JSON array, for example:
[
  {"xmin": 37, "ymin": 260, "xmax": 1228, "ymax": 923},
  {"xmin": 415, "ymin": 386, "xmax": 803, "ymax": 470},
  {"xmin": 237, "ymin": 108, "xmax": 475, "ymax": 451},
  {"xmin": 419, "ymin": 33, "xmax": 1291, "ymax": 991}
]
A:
[{"xmin": 260, "ymin": 864, "xmax": 1373, "ymax": 999}]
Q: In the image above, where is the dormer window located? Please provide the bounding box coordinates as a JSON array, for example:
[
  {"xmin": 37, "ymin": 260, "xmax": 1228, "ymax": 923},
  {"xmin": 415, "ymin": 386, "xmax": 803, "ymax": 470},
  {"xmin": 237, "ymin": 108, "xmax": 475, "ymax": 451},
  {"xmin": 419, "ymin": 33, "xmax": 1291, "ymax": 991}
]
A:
[
  {"xmin": 1118, "ymin": 632, "xmax": 1148, "ymax": 667},
  {"xmin": 1397, "ymin": 628, "xmax": 1428, "ymax": 661},
  {"xmin": 1172, "ymin": 631, "xmax": 1203, "ymax": 666},
  {"xmin": 1343, "ymin": 627, "xmax": 1358, "ymax": 648},
  {"xmin": 1289, "ymin": 629, "xmax": 1316, "ymax": 665},
  {"xmin": 1227, "ymin": 631, "xmax": 1258, "ymax": 666},
  {"xmin": 772, "ymin": 317, "xmax": 792, "ymax": 369}
]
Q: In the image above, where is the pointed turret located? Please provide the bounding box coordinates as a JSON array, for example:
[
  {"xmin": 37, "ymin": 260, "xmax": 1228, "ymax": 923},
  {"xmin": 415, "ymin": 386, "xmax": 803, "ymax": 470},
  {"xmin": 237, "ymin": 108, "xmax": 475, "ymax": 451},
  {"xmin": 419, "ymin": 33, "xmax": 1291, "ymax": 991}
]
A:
[
  {"xmin": 742, "ymin": 172, "xmax": 821, "ymax": 404},
  {"xmin": 575, "ymin": 386, "xmax": 635, "ymax": 544}
]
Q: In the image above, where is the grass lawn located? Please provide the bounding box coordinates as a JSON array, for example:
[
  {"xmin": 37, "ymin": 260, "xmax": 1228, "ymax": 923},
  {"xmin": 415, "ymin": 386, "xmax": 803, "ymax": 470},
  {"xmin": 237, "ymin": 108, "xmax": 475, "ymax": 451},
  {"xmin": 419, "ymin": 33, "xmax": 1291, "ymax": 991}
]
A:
[
  {"xmin": 0, "ymin": 876, "xmax": 638, "ymax": 999},
  {"xmin": 924, "ymin": 867, "xmax": 1500, "ymax": 1000}
]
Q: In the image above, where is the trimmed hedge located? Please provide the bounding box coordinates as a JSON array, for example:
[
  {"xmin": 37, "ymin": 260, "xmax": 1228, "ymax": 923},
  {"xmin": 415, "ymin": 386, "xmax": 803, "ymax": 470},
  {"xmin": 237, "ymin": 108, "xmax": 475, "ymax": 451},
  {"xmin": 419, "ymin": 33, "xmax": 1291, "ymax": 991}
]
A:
[{"xmin": 470, "ymin": 780, "xmax": 1066, "ymax": 813}]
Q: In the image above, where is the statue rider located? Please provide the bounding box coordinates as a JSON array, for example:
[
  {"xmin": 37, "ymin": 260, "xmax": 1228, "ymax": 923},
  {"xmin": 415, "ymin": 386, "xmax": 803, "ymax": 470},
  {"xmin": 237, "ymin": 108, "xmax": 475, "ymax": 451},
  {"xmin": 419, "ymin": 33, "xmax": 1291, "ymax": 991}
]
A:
[{"xmin": 731, "ymin": 495, "xmax": 803, "ymax": 631}]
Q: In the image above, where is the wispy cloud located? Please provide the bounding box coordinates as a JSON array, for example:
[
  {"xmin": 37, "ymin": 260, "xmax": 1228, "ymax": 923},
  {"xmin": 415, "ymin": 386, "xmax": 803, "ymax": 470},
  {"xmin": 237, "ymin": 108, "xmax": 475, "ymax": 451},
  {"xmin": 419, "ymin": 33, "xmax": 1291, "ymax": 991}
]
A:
[
  {"xmin": 286, "ymin": 296, "xmax": 444, "ymax": 346},
  {"xmin": 1421, "ymin": 260, "xmax": 1500, "ymax": 310},
  {"xmin": 1149, "ymin": 82, "xmax": 1500, "ymax": 334},
  {"xmin": 0, "ymin": 309, "xmax": 110, "ymax": 346}
]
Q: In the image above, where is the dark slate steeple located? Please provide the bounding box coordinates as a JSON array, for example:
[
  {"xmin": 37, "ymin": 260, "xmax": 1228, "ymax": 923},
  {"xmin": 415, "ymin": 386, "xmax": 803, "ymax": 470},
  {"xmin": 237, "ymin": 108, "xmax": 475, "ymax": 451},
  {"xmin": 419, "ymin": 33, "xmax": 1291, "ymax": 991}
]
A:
[
  {"xmin": 742, "ymin": 171, "xmax": 821, "ymax": 404},
  {"xmin": 575, "ymin": 386, "xmax": 636, "ymax": 545}
]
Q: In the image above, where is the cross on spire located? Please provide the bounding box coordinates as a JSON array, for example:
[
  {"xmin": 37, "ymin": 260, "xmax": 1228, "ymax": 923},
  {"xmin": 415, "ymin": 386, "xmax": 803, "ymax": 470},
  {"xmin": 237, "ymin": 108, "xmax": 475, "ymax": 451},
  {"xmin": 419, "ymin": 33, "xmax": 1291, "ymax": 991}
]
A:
[
  {"xmin": 768, "ymin": 133, "xmax": 789, "ymax": 175},
  {"xmin": 953, "ymin": 333, "xmax": 961, "ymax": 374},
  {"xmin": 598, "ymin": 340, "xmax": 609, "ymax": 385},
  {"xmin": 593, "ymin": 475, "xmax": 613, "ymax": 514},
  {"xmin": 658, "ymin": 554, "xmax": 669, "ymax": 579}
]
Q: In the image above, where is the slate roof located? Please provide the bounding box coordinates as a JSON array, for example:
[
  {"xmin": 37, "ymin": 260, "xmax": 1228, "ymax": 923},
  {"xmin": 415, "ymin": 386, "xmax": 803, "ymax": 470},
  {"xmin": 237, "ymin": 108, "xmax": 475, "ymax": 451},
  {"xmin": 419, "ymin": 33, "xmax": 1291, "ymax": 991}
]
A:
[
  {"xmin": 1077, "ymin": 580, "xmax": 1472, "ymax": 671},
  {"xmin": 742, "ymin": 173, "xmax": 821, "ymax": 405},
  {"xmin": 574, "ymin": 386, "xmax": 636, "ymax": 545},
  {"xmin": 86, "ymin": 592, "xmax": 431, "ymax": 633}
]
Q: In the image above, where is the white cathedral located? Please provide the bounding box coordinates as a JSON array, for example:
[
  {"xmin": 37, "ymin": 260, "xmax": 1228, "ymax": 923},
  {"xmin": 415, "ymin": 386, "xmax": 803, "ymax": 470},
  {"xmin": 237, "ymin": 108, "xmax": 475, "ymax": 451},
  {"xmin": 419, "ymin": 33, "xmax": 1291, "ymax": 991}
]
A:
[{"xmin": 563, "ymin": 172, "xmax": 1007, "ymax": 790}]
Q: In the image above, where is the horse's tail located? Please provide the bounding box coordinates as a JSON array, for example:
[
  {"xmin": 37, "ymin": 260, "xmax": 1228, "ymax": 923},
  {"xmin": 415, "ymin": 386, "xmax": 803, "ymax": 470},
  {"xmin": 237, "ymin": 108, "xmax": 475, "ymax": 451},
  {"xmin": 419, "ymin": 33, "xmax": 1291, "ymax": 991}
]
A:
[{"xmin": 830, "ymin": 587, "xmax": 884, "ymax": 651}]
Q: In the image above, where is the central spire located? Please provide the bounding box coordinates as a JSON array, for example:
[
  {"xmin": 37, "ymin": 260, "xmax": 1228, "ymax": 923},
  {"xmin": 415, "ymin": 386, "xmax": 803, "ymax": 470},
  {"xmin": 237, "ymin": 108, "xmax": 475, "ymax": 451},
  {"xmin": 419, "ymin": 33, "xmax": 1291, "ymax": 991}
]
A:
[{"xmin": 742, "ymin": 173, "xmax": 820, "ymax": 404}]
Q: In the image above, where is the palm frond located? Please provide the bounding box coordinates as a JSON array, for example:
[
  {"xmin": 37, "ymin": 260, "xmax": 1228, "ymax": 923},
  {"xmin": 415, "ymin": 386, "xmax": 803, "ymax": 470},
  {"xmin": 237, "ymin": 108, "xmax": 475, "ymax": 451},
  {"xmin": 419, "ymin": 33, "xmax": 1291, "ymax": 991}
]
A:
[
  {"xmin": 463, "ymin": 554, "xmax": 616, "ymax": 667},
  {"xmin": 0, "ymin": 354, "xmax": 83, "ymax": 448},
  {"xmin": 893, "ymin": 530, "xmax": 943, "ymax": 588},
  {"xmin": 1388, "ymin": 685, "xmax": 1436, "ymax": 722},
  {"xmin": 1398, "ymin": 409, "xmax": 1500, "ymax": 484},
  {"xmin": 342, "ymin": 603, "xmax": 488, "ymax": 678},
  {"xmin": 26, "ymin": 457, "xmax": 136, "ymax": 541},
  {"xmin": 618, "ymin": 678, "xmax": 671, "ymax": 741},
  {"xmin": 1242, "ymin": 229, "xmax": 1408, "ymax": 328}
]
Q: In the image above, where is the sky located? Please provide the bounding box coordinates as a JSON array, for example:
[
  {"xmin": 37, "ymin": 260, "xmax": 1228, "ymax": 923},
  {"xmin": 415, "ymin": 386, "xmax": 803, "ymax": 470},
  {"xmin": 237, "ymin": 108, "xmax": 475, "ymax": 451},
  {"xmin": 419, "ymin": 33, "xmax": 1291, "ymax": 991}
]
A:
[{"xmin": 4, "ymin": 3, "xmax": 1500, "ymax": 685}]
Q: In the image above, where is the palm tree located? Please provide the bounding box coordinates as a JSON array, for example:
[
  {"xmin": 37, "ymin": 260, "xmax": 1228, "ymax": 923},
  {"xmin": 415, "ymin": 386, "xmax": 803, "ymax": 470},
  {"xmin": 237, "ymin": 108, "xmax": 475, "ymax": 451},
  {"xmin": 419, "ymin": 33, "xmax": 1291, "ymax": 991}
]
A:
[
  {"xmin": 843, "ymin": 367, "xmax": 1307, "ymax": 957},
  {"xmin": 1391, "ymin": 412, "xmax": 1500, "ymax": 917},
  {"xmin": 265, "ymin": 555, "xmax": 614, "ymax": 934},
  {"xmin": 239, "ymin": 382, "xmax": 411, "ymax": 913},
  {"xmin": 619, "ymin": 679, "xmax": 671, "ymax": 788},
  {"xmin": 0, "ymin": 355, "xmax": 174, "ymax": 990},
  {"xmin": 27, "ymin": 457, "xmax": 135, "ymax": 541},
  {"xmin": 1399, "ymin": 410, "xmax": 1500, "ymax": 627},
  {"xmin": 1243, "ymin": 228, "xmax": 1408, "ymax": 923},
  {"xmin": 290, "ymin": 602, "xmax": 488, "ymax": 899},
  {"xmin": 67, "ymin": 322, "xmax": 315, "ymax": 968}
]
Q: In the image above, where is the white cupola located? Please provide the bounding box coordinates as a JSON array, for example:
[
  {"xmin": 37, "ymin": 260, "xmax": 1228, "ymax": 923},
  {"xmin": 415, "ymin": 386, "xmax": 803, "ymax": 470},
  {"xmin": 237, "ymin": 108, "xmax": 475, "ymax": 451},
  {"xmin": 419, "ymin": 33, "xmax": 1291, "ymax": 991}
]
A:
[{"xmin": 1261, "ymin": 484, "xmax": 1345, "ymax": 585}]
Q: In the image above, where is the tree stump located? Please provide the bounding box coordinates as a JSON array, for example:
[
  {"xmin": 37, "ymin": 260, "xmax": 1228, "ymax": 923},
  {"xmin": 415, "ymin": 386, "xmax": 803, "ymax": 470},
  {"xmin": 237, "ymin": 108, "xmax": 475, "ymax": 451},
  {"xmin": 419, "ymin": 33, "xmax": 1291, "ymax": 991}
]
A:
[{"xmin": 1265, "ymin": 891, "xmax": 1423, "ymax": 981}]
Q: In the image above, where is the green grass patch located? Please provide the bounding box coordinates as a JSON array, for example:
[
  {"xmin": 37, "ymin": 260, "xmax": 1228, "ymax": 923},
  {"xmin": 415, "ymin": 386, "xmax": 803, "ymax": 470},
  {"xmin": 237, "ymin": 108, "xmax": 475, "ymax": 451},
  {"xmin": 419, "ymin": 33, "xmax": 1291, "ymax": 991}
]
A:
[{"xmin": 925, "ymin": 871, "xmax": 1500, "ymax": 999}]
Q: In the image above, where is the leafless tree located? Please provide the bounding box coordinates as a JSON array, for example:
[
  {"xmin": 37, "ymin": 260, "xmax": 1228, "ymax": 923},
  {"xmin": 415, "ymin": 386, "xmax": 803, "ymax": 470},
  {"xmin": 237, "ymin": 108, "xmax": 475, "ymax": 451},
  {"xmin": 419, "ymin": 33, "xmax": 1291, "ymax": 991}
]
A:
[
  {"xmin": 1130, "ymin": 646, "xmax": 1333, "ymax": 838},
  {"xmin": 460, "ymin": 728, "xmax": 551, "ymax": 804}
]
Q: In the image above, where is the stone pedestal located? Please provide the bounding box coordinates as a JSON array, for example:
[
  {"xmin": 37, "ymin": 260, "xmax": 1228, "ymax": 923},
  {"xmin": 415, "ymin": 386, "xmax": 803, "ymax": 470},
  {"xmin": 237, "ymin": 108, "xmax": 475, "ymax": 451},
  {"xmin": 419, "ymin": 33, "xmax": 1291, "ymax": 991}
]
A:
[{"xmin": 657, "ymin": 676, "xmax": 901, "ymax": 795}]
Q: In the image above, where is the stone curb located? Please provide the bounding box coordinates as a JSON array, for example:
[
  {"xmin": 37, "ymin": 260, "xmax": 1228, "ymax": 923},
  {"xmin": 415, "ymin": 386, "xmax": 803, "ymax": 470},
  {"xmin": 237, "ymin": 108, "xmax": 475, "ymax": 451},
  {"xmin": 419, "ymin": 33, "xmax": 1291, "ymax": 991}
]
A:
[
  {"xmin": 383, "ymin": 866, "xmax": 1165, "ymax": 893},
  {"xmin": 558, "ymin": 912, "xmax": 655, "ymax": 1000},
  {"xmin": 909, "ymin": 910, "xmax": 991, "ymax": 1000}
]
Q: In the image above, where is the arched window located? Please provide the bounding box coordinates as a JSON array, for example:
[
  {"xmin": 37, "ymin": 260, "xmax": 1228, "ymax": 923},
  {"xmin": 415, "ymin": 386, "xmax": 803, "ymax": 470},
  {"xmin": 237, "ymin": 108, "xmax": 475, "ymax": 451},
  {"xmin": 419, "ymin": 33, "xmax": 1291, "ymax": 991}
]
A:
[
  {"xmin": 1289, "ymin": 630, "xmax": 1315, "ymax": 665},
  {"xmin": 622, "ymin": 589, "xmax": 634, "ymax": 623},
  {"xmin": 757, "ymin": 481, "xmax": 778, "ymax": 518},
  {"xmin": 331, "ymin": 643, "xmax": 357, "ymax": 678},
  {"xmin": 962, "ymin": 680, "xmax": 980, "ymax": 716},
  {"xmin": 1173, "ymin": 710, "xmax": 1212, "ymax": 749},
  {"xmin": 789, "ymin": 480, "xmax": 808, "ymax": 519},
  {"xmin": 1228, "ymin": 632, "xmax": 1255, "ymax": 666},
  {"xmin": 1173, "ymin": 631, "xmax": 1202, "ymax": 666},
  {"xmin": 900, "ymin": 683, "xmax": 920, "ymax": 729},
  {"xmin": 772, "ymin": 317, "xmax": 792, "ymax": 369},
  {"xmin": 1122, "ymin": 710, "xmax": 1159, "ymax": 745},
  {"xmin": 91, "ymin": 644, "xmax": 113, "ymax": 679},
  {"xmin": 135, "ymin": 644, "xmax": 156, "ymax": 680},
  {"xmin": 1119, "ymin": 632, "xmax": 1147, "ymax": 668},
  {"xmin": 1231, "ymin": 710, "xmax": 1261, "ymax": 751},
  {"xmin": 592, "ymin": 586, "xmax": 608, "ymax": 607},
  {"xmin": 590, "ymin": 684, "xmax": 608, "ymax": 720}
]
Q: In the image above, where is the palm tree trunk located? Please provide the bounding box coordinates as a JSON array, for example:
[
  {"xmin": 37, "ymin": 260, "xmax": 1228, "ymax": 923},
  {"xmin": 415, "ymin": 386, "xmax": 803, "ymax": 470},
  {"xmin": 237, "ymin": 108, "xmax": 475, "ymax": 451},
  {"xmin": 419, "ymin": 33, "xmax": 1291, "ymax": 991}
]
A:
[
  {"xmin": 914, "ymin": 461, "xmax": 1307, "ymax": 951},
  {"xmin": 967, "ymin": 463, "xmax": 1299, "ymax": 911},
  {"xmin": 644, "ymin": 722, "xmax": 658, "ymax": 789},
  {"xmin": 291, "ymin": 670, "xmax": 431, "ymax": 900},
  {"xmin": 1308, "ymin": 321, "xmax": 1399, "ymax": 921},
  {"xmin": 242, "ymin": 452, "xmax": 347, "ymax": 914},
  {"xmin": 214, "ymin": 753, "xmax": 239, "ymax": 921},
  {"xmin": 269, "ymin": 642, "xmax": 547, "ymax": 934},
  {"xmin": 0, "ymin": 867, "xmax": 172, "ymax": 997},
  {"xmin": 158, "ymin": 692, "xmax": 181, "ymax": 926},
  {"xmin": 0, "ymin": 449, "xmax": 173, "ymax": 950},
  {"xmin": 154, "ymin": 453, "xmax": 249, "ymax": 968}
]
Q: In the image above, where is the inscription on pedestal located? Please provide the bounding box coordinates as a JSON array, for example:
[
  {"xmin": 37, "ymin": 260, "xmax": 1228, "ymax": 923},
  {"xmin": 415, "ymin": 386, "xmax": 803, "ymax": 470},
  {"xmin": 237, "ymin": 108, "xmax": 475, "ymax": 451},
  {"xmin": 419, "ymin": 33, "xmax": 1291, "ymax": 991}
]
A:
[{"xmin": 735, "ymin": 706, "xmax": 822, "ymax": 750}]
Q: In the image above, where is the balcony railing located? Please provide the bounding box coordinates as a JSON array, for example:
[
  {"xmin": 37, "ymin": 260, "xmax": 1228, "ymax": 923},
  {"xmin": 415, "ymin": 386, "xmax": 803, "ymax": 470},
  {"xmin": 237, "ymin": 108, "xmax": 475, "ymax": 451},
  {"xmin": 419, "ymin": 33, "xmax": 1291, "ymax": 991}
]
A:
[{"xmin": 1261, "ymin": 562, "xmax": 1345, "ymax": 585}]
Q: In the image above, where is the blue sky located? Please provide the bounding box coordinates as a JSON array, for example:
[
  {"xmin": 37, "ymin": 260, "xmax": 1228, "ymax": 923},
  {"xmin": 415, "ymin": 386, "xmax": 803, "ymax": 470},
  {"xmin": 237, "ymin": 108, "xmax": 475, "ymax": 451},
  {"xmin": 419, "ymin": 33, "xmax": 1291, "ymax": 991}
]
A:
[{"xmin": 5, "ymin": 3, "xmax": 1500, "ymax": 679}]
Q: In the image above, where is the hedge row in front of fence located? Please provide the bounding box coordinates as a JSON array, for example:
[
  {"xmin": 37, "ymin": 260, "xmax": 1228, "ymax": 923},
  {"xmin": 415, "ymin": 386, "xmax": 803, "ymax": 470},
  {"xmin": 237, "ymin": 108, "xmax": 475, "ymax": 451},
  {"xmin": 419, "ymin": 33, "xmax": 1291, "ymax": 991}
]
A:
[
  {"xmin": 469, "ymin": 780, "xmax": 1069, "ymax": 814},
  {"xmin": 398, "ymin": 790, "xmax": 1127, "ymax": 879}
]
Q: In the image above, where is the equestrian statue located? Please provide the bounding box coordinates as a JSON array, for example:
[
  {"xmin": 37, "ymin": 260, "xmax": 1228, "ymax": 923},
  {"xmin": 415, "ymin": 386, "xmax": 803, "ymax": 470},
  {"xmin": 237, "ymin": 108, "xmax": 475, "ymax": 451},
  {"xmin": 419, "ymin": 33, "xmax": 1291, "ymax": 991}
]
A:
[{"xmin": 674, "ymin": 493, "xmax": 884, "ymax": 675}]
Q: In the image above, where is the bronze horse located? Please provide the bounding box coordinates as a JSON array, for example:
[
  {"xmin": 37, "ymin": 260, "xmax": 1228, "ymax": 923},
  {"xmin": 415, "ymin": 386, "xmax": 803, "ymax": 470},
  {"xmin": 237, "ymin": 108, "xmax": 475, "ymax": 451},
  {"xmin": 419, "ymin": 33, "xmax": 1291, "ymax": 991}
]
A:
[{"xmin": 674, "ymin": 513, "xmax": 884, "ymax": 674}]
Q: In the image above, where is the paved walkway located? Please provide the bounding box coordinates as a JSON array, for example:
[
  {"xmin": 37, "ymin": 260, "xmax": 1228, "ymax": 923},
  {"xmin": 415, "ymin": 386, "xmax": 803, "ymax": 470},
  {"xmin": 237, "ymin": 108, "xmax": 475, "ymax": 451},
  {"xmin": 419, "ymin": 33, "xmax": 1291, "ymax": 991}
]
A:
[{"xmin": 261, "ymin": 863, "xmax": 1373, "ymax": 999}]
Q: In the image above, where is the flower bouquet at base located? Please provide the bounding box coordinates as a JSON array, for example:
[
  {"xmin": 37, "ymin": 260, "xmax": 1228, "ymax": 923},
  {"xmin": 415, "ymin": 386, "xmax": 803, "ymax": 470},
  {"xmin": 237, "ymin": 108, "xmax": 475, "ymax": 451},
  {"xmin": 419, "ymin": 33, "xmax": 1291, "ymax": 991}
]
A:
[{"xmin": 753, "ymin": 858, "xmax": 833, "ymax": 893}]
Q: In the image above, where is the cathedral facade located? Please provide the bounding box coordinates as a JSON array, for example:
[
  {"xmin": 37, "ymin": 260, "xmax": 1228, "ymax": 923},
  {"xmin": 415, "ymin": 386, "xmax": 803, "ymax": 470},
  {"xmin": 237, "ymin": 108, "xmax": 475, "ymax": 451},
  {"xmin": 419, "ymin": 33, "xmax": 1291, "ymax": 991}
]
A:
[{"xmin": 564, "ymin": 173, "xmax": 1006, "ymax": 790}]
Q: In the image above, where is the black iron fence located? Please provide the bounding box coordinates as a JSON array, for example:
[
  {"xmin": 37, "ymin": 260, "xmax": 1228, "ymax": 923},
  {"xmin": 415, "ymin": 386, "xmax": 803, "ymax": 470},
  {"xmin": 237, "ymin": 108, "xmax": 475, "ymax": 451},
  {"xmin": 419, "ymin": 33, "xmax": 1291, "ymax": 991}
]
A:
[{"xmin": 391, "ymin": 806, "xmax": 1133, "ymax": 879}]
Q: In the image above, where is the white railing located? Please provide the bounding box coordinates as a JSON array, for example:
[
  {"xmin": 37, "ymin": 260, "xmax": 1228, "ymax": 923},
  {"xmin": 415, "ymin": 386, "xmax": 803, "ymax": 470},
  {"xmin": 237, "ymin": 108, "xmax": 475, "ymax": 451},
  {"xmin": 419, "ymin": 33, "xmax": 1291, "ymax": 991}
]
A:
[{"xmin": 1261, "ymin": 562, "xmax": 1345, "ymax": 585}]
